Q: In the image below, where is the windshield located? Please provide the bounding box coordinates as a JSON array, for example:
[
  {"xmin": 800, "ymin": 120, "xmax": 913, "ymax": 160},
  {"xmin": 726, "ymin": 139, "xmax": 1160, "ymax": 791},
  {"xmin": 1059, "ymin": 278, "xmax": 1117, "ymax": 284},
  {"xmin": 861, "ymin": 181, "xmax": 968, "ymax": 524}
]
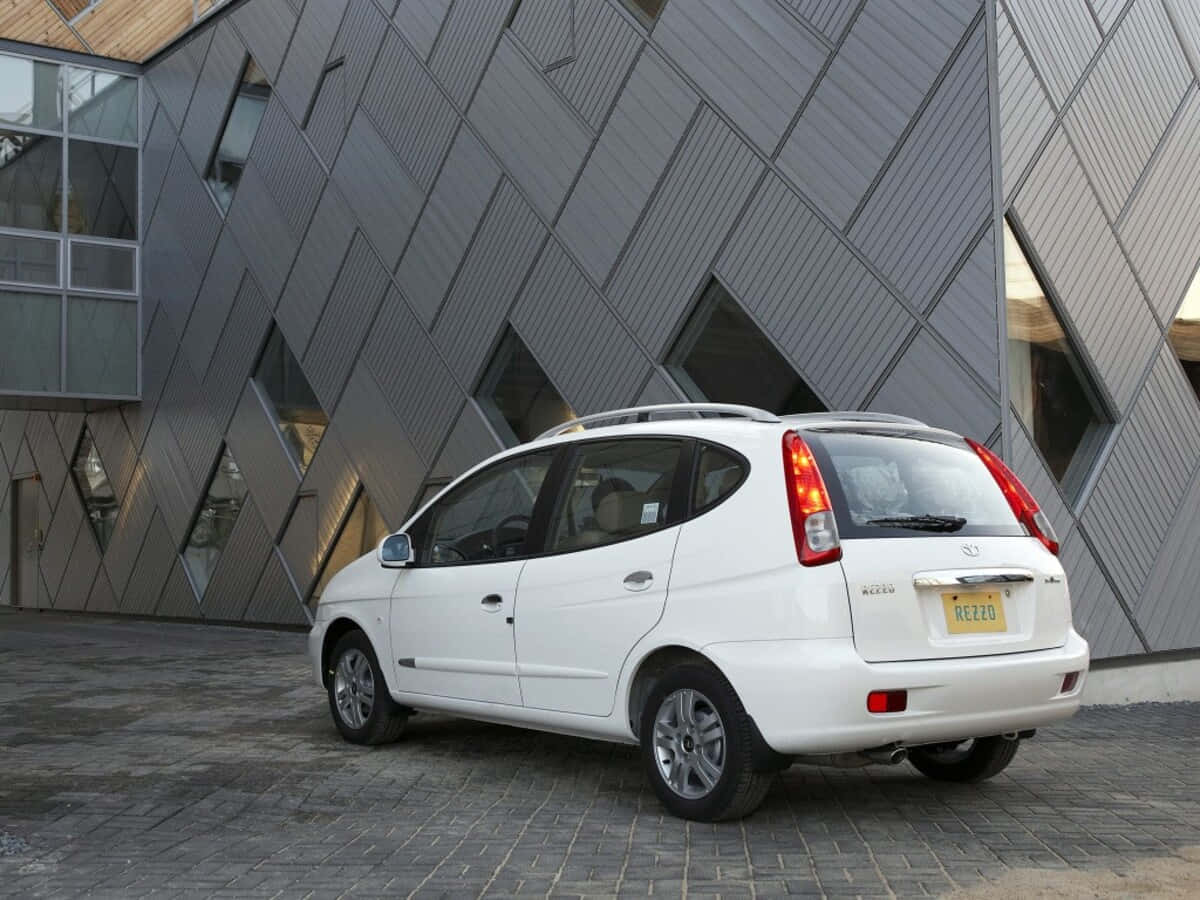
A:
[{"xmin": 804, "ymin": 429, "xmax": 1026, "ymax": 539}]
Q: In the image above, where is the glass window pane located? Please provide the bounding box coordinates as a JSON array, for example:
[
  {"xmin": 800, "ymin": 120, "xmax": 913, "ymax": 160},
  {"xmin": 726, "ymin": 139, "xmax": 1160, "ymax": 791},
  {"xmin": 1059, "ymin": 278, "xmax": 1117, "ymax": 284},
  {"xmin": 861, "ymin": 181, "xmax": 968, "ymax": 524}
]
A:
[
  {"xmin": 67, "ymin": 68, "xmax": 138, "ymax": 143},
  {"xmin": 477, "ymin": 329, "xmax": 576, "ymax": 445},
  {"xmin": 1169, "ymin": 264, "xmax": 1200, "ymax": 403},
  {"xmin": 67, "ymin": 140, "xmax": 137, "ymax": 239},
  {"xmin": 549, "ymin": 440, "xmax": 682, "ymax": 552},
  {"xmin": 666, "ymin": 279, "xmax": 825, "ymax": 415},
  {"xmin": 184, "ymin": 445, "xmax": 249, "ymax": 598},
  {"xmin": 70, "ymin": 241, "xmax": 134, "ymax": 292},
  {"xmin": 66, "ymin": 296, "xmax": 137, "ymax": 396},
  {"xmin": 1004, "ymin": 221, "xmax": 1106, "ymax": 490},
  {"xmin": 0, "ymin": 290, "xmax": 60, "ymax": 392},
  {"xmin": 253, "ymin": 327, "xmax": 328, "ymax": 473},
  {"xmin": 310, "ymin": 491, "xmax": 390, "ymax": 606},
  {"xmin": 421, "ymin": 451, "xmax": 555, "ymax": 565},
  {"xmin": 0, "ymin": 56, "xmax": 61, "ymax": 130},
  {"xmin": 621, "ymin": 0, "xmax": 667, "ymax": 23},
  {"xmin": 71, "ymin": 426, "xmax": 120, "ymax": 552},
  {"xmin": 0, "ymin": 234, "xmax": 58, "ymax": 286},
  {"xmin": 0, "ymin": 130, "xmax": 63, "ymax": 232},
  {"xmin": 693, "ymin": 444, "xmax": 746, "ymax": 512},
  {"xmin": 207, "ymin": 58, "xmax": 270, "ymax": 213}
]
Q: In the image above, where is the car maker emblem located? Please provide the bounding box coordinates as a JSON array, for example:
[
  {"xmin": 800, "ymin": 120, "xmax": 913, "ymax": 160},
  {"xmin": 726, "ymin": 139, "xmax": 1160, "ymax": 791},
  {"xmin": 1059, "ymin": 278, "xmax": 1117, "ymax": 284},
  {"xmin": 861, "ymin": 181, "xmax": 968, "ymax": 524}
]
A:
[{"xmin": 960, "ymin": 543, "xmax": 981, "ymax": 557}]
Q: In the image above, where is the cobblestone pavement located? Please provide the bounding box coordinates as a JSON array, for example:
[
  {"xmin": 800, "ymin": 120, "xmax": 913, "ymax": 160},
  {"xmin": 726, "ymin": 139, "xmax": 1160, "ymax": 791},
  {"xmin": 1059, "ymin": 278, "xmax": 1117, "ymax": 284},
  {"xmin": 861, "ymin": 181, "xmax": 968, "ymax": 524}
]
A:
[{"xmin": 1, "ymin": 610, "xmax": 1198, "ymax": 898}]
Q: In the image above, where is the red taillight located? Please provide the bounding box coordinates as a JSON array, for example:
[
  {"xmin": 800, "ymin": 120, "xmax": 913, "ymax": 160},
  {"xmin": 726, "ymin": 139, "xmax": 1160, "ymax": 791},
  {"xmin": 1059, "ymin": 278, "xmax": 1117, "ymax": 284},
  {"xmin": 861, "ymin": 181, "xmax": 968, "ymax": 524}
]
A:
[
  {"xmin": 966, "ymin": 438, "xmax": 1059, "ymax": 555},
  {"xmin": 867, "ymin": 690, "xmax": 907, "ymax": 713},
  {"xmin": 781, "ymin": 431, "xmax": 841, "ymax": 566}
]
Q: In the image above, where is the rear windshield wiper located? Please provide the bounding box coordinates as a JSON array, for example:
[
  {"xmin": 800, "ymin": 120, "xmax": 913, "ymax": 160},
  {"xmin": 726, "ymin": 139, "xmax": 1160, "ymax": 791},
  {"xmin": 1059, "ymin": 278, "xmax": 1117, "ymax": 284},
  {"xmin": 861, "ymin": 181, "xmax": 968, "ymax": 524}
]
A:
[{"xmin": 865, "ymin": 514, "xmax": 967, "ymax": 532}]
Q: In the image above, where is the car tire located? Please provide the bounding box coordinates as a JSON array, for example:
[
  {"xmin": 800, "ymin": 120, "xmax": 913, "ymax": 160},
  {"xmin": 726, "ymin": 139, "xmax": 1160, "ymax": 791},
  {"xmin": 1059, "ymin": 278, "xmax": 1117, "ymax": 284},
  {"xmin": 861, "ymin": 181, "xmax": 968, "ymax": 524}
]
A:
[
  {"xmin": 326, "ymin": 630, "xmax": 408, "ymax": 746},
  {"xmin": 639, "ymin": 663, "xmax": 773, "ymax": 821},
  {"xmin": 908, "ymin": 736, "xmax": 1019, "ymax": 783}
]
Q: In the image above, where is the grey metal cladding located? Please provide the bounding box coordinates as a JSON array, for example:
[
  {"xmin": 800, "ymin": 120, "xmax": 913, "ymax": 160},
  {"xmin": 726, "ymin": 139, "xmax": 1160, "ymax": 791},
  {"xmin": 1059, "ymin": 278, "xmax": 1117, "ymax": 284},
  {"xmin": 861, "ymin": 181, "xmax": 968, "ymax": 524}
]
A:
[
  {"xmin": 120, "ymin": 512, "xmax": 176, "ymax": 615},
  {"xmin": 183, "ymin": 229, "xmax": 247, "ymax": 379},
  {"xmin": 40, "ymin": 486, "xmax": 82, "ymax": 598},
  {"xmin": 432, "ymin": 181, "xmax": 547, "ymax": 387},
  {"xmin": 394, "ymin": 0, "xmax": 453, "ymax": 62},
  {"xmin": 653, "ymin": 0, "xmax": 828, "ymax": 152},
  {"xmin": 158, "ymin": 148, "xmax": 223, "ymax": 276},
  {"xmin": 154, "ymin": 558, "xmax": 203, "ymax": 619},
  {"xmin": 1002, "ymin": 0, "xmax": 1100, "ymax": 108},
  {"xmin": 717, "ymin": 173, "xmax": 916, "ymax": 409},
  {"xmin": 1014, "ymin": 128, "xmax": 1160, "ymax": 412},
  {"xmin": 304, "ymin": 60, "xmax": 351, "ymax": 166},
  {"xmin": 25, "ymin": 413, "xmax": 67, "ymax": 511},
  {"xmin": 1166, "ymin": 0, "xmax": 1200, "ymax": 79},
  {"xmin": 849, "ymin": 19, "xmax": 991, "ymax": 309},
  {"xmin": 304, "ymin": 234, "xmax": 391, "ymax": 413},
  {"xmin": 122, "ymin": 310, "xmax": 178, "ymax": 452},
  {"xmin": 1061, "ymin": 0, "xmax": 1191, "ymax": 219},
  {"xmin": 141, "ymin": 213, "xmax": 202, "ymax": 339},
  {"xmin": 928, "ymin": 233, "xmax": 1000, "ymax": 386},
  {"xmin": 88, "ymin": 411, "xmax": 138, "ymax": 503},
  {"xmin": 101, "ymin": 461, "xmax": 157, "ymax": 598},
  {"xmin": 0, "ymin": 411, "xmax": 26, "ymax": 471},
  {"xmin": 226, "ymin": 160, "xmax": 301, "ymax": 300},
  {"xmin": 142, "ymin": 108, "xmax": 180, "ymax": 223},
  {"xmin": 1117, "ymin": 86, "xmax": 1200, "ymax": 323},
  {"xmin": 276, "ymin": 0, "xmax": 349, "ymax": 122},
  {"xmin": 202, "ymin": 272, "xmax": 273, "ymax": 434},
  {"xmin": 1008, "ymin": 421, "xmax": 1074, "ymax": 545},
  {"xmin": 243, "ymin": 550, "xmax": 307, "ymax": 625},
  {"xmin": 868, "ymin": 329, "xmax": 1000, "ymax": 439},
  {"xmin": 512, "ymin": 240, "xmax": 651, "ymax": 414},
  {"xmin": 160, "ymin": 354, "xmax": 222, "ymax": 490},
  {"xmin": 607, "ymin": 107, "xmax": 762, "ymax": 358},
  {"xmin": 777, "ymin": 0, "xmax": 977, "ymax": 227},
  {"xmin": 229, "ymin": 0, "xmax": 298, "ymax": 81},
  {"xmin": 226, "ymin": 384, "xmax": 302, "ymax": 538},
  {"xmin": 330, "ymin": 0, "xmax": 391, "ymax": 116},
  {"xmin": 138, "ymin": 418, "xmax": 197, "ymax": 549},
  {"xmin": 197, "ymin": 496, "xmax": 272, "ymax": 622},
  {"xmin": 146, "ymin": 28, "xmax": 212, "ymax": 132},
  {"xmin": 53, "ymin": 413, "xmax": 83, "ymax": 465},
  {"xmin": 1089, "ymin": 0, "xmax": 1124, "ymax": 33},
  {"xmin": 468, "ymin": 36, "xmax": 594, "ymax": 221},
  {"xmin": 557, "ymin": 48, "xmax": 698, "ymax": 285},
  {"xmin": 510, "ymin": 0, "xmax": 575, "ymax": 70},
  {"xmin": 1080, "ymin": 346, "xmax": 1200, "ymax": 606},
  {"xmin": 397, "ymin": 125, "xmax": 501, "ymax": 328},
  {"xmin": 548, "ymin": 0, "xmax": 641, "ymax": 130},
  {"xmin": 87, "ymin": 567, "xmax": 117, "ymax": 613},
  {"xmin": 180, "ymin": 21, "xmax": 246, "ymax": 177},
  {"xmin": 331, "ymin": 110, "xmax": 424, "ymax": 270},
  {"xmin": 638, "ymin": 368, "xmax": 687, "ymax": 406},
  {"xmin": 996, "ymin": 3, "xmax": 1054, "ymax": 203},
  {"xmin": 429, "ymin": 0, "xmax": 512, "ymax": 107},
  {"xmin": 55, "ymin": 521, "xmax": 100, "ymax": 611},
  {"xmin": 277, "ymin": 184, "xmax": 358, "ymax": 354},
  {"xmin": 250, "ymin": 97, "xmax": 327, "ymax": 240},
  {"xmin": 430, "ymin": 401, "xmax": 502, "ymax": 482},
  {"xmin": 363, "ymin": 287, "xmax": 461, "ymax": 464},
  {"xmin": 1138, "ymin": 469, "xmax": 1200, "ymax": 650},
  {"xmin": 360, "ymin": 30, "xmax": 460, "ymax": 191},
  {"xmin": 781, "ymin": 0, "xmax": 857, "ymax": 43},
  {"xmin": 332, "ymin": 365, "xmax": 426, "ymax": 528},
  {"xmin": 298, "ymin": 431, "xmax": 358, "ymax": 573},
  {"xmin": 278, "ymin": 493, "xmax": 318, "ymax": 592},
  {"xmin": 1058, "ymin": 529, "xmax": 1143, "ymax": 657}
]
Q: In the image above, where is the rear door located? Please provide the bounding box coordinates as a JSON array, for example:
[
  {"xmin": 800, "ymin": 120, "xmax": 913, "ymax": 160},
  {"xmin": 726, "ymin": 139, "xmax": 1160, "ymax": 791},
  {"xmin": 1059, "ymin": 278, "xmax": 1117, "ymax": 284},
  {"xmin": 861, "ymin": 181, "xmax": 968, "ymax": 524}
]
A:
[{"xmin": 806, "ymin": 429, "xmax": 1071, "ymax": 662}]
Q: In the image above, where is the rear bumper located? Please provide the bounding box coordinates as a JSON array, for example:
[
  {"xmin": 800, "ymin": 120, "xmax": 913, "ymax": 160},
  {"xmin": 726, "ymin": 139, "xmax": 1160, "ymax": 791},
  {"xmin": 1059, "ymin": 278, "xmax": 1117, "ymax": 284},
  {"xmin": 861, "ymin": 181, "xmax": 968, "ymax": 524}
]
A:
[{"xmin": 704, "ymin": 629, "xmax": 1089, "ymax": 755}]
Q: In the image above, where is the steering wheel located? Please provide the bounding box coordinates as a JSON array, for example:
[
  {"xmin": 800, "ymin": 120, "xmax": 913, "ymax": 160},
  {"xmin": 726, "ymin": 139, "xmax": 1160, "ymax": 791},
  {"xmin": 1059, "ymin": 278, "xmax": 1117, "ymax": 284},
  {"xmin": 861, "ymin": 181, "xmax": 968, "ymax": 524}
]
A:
[{"xmin": 491, "ymin": 514, "xmax": 532, "ymax": 556}]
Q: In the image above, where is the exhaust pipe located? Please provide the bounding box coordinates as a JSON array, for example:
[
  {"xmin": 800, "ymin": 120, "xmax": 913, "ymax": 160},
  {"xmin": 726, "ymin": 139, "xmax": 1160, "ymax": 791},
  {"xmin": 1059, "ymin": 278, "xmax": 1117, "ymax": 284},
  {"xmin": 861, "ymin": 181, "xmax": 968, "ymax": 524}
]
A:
[{"xmin": 863, "ymin": 744, "xmax": 907, "ymax": 765}]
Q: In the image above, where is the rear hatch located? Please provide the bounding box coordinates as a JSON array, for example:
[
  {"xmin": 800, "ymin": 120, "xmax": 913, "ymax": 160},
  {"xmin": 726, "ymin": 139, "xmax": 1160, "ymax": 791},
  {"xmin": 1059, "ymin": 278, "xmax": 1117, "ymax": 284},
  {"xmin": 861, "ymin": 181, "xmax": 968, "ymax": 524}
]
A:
[{"xmin": 804, "ymin": 427, "xmax": 1071, "ymax": 663}]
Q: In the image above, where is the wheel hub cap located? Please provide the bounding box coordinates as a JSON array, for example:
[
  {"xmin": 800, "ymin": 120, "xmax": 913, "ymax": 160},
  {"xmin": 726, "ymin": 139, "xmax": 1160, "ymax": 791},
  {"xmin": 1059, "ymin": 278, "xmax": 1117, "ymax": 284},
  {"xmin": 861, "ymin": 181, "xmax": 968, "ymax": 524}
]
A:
[
  {"xmin": 333, "ymin": 648, "xmax": 375, "ymax": 730},
  {"xmin": 653, "ymin": 688, "xmax": 726, "ymax": 799}
]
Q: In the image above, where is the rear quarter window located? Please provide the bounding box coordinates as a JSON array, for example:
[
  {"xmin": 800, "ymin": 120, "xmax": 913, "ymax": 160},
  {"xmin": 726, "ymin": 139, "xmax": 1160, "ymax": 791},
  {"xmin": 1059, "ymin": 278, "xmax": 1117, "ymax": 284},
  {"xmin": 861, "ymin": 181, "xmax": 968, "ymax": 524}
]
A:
[{"xmin": 804, "ymin": 430, "xmax": 1026, "ymax": 540}]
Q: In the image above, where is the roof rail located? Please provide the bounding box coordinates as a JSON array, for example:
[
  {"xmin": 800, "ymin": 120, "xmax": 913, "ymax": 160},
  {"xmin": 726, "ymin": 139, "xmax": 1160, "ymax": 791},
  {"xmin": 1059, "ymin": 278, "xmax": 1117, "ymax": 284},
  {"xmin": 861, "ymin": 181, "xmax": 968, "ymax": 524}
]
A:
[
  {"xmin": 781, "ymin": 411, "xmax": 928, "ymax": 427},
  {"xmin": 534, "ymin": 402, "xmax": 781, "ymax": 441}
]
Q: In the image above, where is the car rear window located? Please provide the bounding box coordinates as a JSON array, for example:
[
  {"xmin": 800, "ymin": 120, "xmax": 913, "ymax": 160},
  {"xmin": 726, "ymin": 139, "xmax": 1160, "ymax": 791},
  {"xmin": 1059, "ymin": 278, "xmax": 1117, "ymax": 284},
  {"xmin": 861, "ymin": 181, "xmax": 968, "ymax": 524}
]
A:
[{"xmin": 804, "ymin": 429, "xmax": 1026, "ymax": 540}]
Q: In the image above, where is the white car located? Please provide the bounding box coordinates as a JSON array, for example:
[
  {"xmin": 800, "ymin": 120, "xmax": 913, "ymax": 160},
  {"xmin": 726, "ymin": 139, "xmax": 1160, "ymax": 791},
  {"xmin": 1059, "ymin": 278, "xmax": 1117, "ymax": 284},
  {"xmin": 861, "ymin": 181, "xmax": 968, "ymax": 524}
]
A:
[{"xmin": 308, "ymin": 403, "xmax": 1088, "ymax": 821}]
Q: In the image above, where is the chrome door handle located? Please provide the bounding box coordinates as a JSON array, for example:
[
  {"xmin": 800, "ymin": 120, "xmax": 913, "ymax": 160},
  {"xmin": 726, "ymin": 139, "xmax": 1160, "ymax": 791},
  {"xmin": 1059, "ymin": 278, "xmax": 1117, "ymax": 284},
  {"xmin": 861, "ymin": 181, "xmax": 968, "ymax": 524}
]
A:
[
  {"xmin": 623, "ymin": 570, "xmax": 653, "ymax": 591},
  {"xmin": 481, "ymin": 594, "xmax": 503, "ymax": 611}
]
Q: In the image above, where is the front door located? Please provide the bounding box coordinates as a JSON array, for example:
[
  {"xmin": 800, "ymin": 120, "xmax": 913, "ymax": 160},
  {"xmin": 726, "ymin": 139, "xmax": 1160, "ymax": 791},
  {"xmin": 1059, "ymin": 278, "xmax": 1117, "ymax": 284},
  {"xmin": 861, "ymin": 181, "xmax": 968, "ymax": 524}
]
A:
[{"xmin": 13, "ymin": 478, "xmax": 42, "ymax": 608}]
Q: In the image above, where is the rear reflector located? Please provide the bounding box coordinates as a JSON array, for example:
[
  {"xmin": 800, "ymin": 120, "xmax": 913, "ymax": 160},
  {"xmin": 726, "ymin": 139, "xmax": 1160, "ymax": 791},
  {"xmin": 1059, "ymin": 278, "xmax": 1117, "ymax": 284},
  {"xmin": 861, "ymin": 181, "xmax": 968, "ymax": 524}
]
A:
[
  {"xmin": 782, "ymin": 431, "xmax": 841, "ymax": 566},
  {"xmin": 1061, "ymin": 671, "xmax": 1079, "ymax": 694},
  {"xmin": 966, "ymin": 438, "xmax": 1060, "ymax": 555},
  {"xmin": 867, "ymin": 690, "xmax": 907, "ymax": 713}
]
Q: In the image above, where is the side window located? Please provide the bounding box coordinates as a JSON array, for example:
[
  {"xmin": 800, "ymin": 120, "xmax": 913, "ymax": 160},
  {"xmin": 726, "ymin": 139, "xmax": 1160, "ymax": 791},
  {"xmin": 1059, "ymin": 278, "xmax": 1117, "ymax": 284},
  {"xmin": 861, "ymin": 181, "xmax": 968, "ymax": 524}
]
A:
[
  {"xmin": 549, "ymin": 440, "xmax": 682, "ymax": 552},
  {"xmin": 692, "ymin": 443, "xmax": 746, "ymax": 512},
  {"xmin": 417, "ymin": 450, "xmax": 555, "ymax": 566}
]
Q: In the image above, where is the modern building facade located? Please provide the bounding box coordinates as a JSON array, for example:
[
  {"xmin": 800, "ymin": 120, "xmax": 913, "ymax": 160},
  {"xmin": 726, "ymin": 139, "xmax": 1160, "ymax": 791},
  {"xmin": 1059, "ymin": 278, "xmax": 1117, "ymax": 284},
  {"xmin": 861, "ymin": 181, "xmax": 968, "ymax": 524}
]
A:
[{"xmin": 1, "ymin": 0, "xmax": 1199, "ymax": 661}]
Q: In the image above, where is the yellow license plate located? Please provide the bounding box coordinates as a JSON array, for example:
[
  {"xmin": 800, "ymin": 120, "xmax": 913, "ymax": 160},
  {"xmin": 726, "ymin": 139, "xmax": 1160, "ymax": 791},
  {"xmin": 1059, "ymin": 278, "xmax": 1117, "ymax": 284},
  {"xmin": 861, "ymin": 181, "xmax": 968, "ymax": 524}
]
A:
[{"xmin": 942, "ymin": 592, "xmax": 1007, "ymax": 634}]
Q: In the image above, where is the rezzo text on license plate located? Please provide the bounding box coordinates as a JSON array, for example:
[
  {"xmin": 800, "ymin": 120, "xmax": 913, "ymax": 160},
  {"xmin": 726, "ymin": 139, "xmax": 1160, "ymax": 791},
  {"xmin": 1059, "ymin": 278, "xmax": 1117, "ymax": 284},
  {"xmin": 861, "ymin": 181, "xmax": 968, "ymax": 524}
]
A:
[{"xmin": 942, "ymin": 591, "xmax": 1007, "ymax": 634}]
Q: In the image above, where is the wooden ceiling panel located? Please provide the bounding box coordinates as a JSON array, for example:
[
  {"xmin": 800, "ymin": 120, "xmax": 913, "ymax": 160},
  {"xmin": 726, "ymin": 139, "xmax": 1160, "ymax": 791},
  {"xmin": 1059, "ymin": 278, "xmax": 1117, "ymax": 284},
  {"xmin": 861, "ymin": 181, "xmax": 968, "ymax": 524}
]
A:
[
  {"xmin": 0, "ymin": 0, "xmax": 87, "ymax": 52},
  {"xmin": 74, "ymin": 0, "xmax": 193, "ymax": 62}
]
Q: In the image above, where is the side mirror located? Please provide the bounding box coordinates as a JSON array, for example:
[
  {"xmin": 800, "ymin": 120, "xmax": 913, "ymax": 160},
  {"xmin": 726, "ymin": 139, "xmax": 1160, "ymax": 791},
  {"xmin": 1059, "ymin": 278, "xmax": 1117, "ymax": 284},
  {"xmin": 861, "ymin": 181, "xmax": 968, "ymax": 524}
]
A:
[{"xmin": 378, "ymin": 532, "xmax": 414, "ymax": 568}]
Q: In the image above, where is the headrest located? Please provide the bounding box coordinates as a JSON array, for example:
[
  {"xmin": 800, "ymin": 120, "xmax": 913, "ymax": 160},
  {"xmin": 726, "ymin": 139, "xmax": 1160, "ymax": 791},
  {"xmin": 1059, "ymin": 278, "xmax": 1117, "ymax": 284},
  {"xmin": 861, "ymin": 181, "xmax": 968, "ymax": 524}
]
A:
[{"xmin": 594, "ymin": 490, "xmax": 643, "ymax": 534}]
